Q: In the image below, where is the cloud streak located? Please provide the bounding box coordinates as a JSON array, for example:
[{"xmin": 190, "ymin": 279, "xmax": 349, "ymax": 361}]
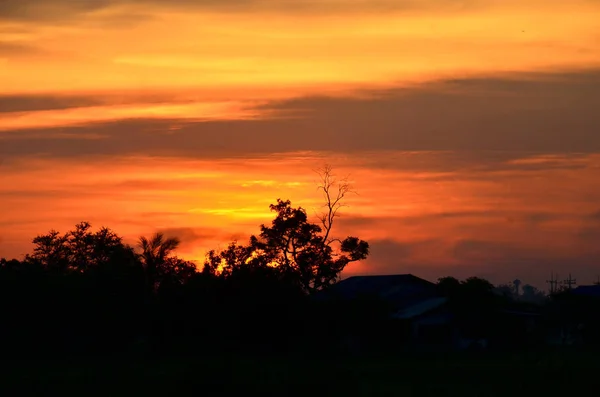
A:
[
  {"xmin": 2, "ymin": 1, "xmax": 599, "ymax": 94},
  {"xmin": 2, "ymin": 70, "xmax": 599, "ymax": 157},
  {"xmin": 0, "ymin": 0, "xmax": 534, "ymax": 21}
]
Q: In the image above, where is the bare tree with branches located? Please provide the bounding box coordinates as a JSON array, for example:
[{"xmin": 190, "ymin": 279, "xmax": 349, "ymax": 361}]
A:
[{"xmin": 315, "ymin": 164, "xmax": 354, "ymax": 247}]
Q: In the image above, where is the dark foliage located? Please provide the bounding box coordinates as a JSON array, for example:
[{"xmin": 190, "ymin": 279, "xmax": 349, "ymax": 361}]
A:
[
  {"xmin": 0, "ymin": 197, "xmax": 592, "ymax": 360},
  {"xmin": 0, "ymin": 197, "xmax": 370, "ymax": 358},
  {"xmin": 203, "ymin": 199, "xmax": 369, "ymax": 294}
]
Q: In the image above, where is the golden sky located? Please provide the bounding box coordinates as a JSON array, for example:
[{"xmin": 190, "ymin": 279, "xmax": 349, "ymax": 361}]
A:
[{"xmin": 1, "ymin": 0, "xmax": 600, "ymax": 286}]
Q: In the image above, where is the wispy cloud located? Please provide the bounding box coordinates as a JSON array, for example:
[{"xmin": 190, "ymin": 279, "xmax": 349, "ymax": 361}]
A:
[
  {"xmin": 0, "ymin": 100, "xmax": 264, "ymax": 131},
  {"xmin": 2, "ymin": 70, "xmax": 599, "ymax": 156},
  {"xmin": 2, "ymin": 1, "xmax": 599, "ymax": 95}
]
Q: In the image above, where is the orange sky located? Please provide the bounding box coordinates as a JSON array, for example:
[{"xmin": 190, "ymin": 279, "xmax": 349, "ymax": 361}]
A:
[{"xmin": 1, "ymin": 0, "xmax": 600, "ymax": 287}]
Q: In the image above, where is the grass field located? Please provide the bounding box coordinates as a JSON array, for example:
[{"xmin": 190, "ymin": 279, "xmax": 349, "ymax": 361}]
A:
[{"xmin": 1, "ymin": 350, "xmax": 597, "ymax": 396}]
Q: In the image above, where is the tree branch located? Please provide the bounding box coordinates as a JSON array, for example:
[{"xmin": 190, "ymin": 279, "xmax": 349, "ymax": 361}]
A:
[{"xmin": 314, "ymin": 164, "xmax": 353, "ymax": 246}]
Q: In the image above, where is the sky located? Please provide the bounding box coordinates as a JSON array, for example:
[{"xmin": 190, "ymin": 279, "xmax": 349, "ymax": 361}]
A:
[{"xmin": 1, "ymin": 0, "xmax": 600, "ymax": 288}]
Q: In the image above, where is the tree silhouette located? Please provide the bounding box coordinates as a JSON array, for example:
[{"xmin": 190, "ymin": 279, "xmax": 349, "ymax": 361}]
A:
[
  {"xmin": 461, "ymin": 276, "xmax": 495, "ymax": 294},
  {"xmin": 437, "ymin": 276, "xmax": 498, "ymax": 340},
  {"xmin": 204, "ymin": 199, "xmax": 369, "ymax": 294},
  {"xmin": 437, "ymin": 276, "xmax": 461, "ymax": 296},
  {"xmin": 138, "ymin": 232, "xmax": 196, "ymax": 290},
  {"xmin": 28, "ymin": 222, "xmax": 137, "ymax": 273},
  {"xmin": 521, "ymin": 284, "xmax": 547, "ymax": 304},
  {"xmin": 29, "ymin": 229, "xmax": 69, "ymax": 272},
  {"xmin": 204, "ymin": 166, "xmax": 369, "ymax": 294},
  {"xmin": 203, "ymin": 241, "xmax": 262, "ymax": 278},
  {"xmin": 495, "ymin": 283, "xmax": 517, "ymax": 299}
]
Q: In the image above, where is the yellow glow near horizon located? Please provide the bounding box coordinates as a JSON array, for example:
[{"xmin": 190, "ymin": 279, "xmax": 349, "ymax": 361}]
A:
[{"xmin": 1, "ymin": 152, "xmax": 599, "ymax": 271}]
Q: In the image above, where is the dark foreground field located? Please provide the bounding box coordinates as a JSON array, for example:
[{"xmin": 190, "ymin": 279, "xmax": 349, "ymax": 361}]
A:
[{"xmin": 1, "ymin": 350, "xmax": 597, "ymax": 396}]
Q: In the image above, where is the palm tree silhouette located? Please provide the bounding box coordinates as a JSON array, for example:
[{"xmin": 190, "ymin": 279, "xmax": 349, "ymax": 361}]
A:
[{"xmin": 138, "ymin": 232, "xmax": 180, "ymax": 291}]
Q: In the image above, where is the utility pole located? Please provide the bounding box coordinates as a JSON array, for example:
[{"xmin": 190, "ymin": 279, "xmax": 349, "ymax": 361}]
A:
[
  {"xmin": 546, "ymin": 273, "xmax": 559, "ymax": 294},
  {"xmin": 563, "ymin": 274, "xmax": 577, "ymax": 290},
  {"xmin": 594, "ymin": 276, "xmax": 600, "ymax": 286}
]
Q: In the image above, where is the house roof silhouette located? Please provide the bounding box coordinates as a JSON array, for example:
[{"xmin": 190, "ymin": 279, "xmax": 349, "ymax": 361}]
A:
[
  {"xmin": 319, "ymin": 274, "xmax": 438, "ymax": 308},
  {"xmin": 571, "ymin": 285, "xmax": 600, "ymax": 298}
]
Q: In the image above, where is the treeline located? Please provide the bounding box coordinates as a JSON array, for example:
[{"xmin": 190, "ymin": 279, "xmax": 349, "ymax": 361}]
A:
[
  {"xmin": 0, "ymin": 164, "xmax": 570, "ymax": 357},
  {"xmin": 0, "ymin": 196, "xmax": 369, "ymax": 357}
]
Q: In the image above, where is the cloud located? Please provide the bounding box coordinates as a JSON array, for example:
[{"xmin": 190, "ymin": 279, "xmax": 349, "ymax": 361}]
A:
[
  {"xmin": 0, "ymin": 0, "xmax": 504, "ymax": 22},
  {"xmin": 0, "ymin": 41, "xmax": 44, "ymax": 57},
  {"xmin": 452, "ymin": 239, "xmax": 532, "ymax": 262},
  {"xmin": 0, "ymin": 91, "xmax": 245, "ymax": 115},
  {"xmin": 156, "ymin": 226, "xmax": 249, "ymax": 252},
  {"xmin": 350, "ymin": 236, "xmax": 600, "ymax": 288},
  {"xmin": 577, "ymin": 209, "xmax": 600, "ymax": 244},
  {"xmin": 349, "ymin": 238, "xmax": 482, "ymax": 283},
  {"xmin": 338, "ymin": 210, "xmax": 574, "ymax": 233},
  {"xmin": 0, "ymin": 91, "xmax": 202, "ymax": 114},
  {"xmin": 158, "ymin": 226, "xmax": 221, "ymax": 245},
  {"xmin": 0, "ymin": 95, "xmax": 104, "ymax": 113},
  {"xmin": 449, "ymin": 238, "xmax": 600, "ymax": 285},
  {"xmin": 363, "ymin": 238, "xmax": 440, "ymax": 266},
  {"xmin": 0, "ymin": 1, "xmax": 110, "ymax": 21},
  {"xmin": 2, "ymin": 0, "xmax": 592, "ymax": 33},
  {"xmin": 2, "ymin": 69, "xmax": 600, "ymax": 159},
  {"xmin": 256, "ymin": 70, "xmax": 600, "ymax": 153}
]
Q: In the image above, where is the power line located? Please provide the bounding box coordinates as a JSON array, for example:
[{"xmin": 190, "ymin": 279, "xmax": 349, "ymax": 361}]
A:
[
  {"xmin": 563, "ymin": 273, "xmax": 577, "ymax": 290},
  {"xmin": 546, "ymin": 272, "xmax": 559, "ymax": 294}
]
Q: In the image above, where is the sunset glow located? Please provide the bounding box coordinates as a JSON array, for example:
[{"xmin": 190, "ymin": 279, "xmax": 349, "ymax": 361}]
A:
[{"xmin": 1, "ymin": 0, "xmax": 600, "ymax": 286}]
